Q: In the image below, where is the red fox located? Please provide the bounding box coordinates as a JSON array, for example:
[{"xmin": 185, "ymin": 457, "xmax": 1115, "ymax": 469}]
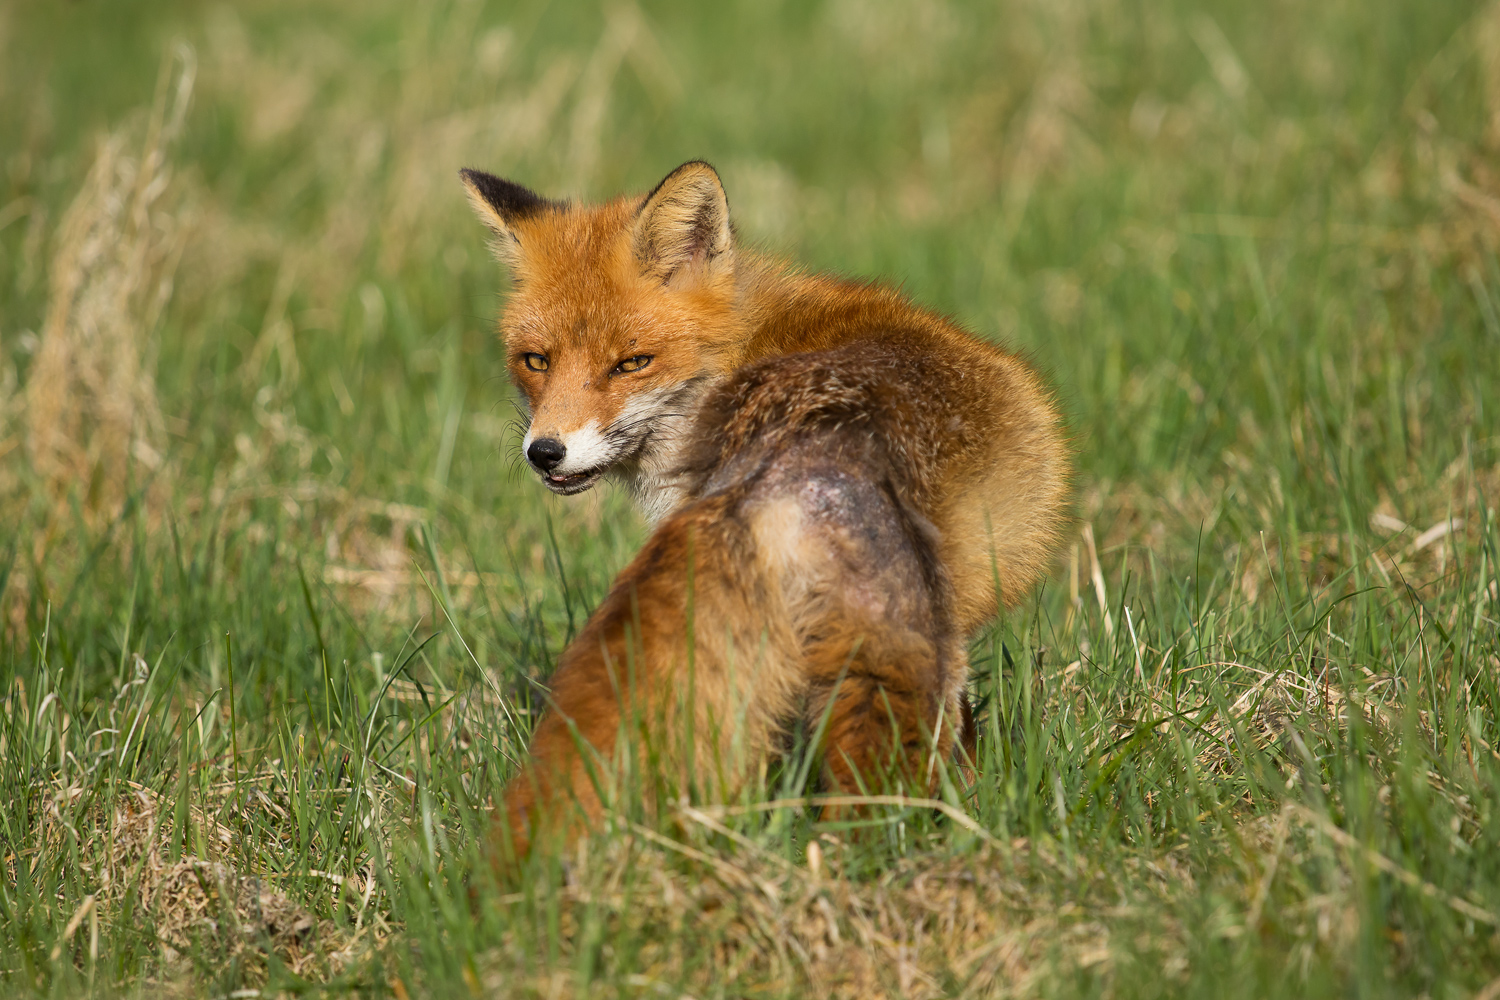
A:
[{"xmin": 461, "ymin": 161, "xmax": 1070, "ymax": 856}]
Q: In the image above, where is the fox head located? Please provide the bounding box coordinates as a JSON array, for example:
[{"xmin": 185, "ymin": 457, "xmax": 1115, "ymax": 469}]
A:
[{"xmin": 461, "ymin": 161, "xmax": 742, "ymax": 509}]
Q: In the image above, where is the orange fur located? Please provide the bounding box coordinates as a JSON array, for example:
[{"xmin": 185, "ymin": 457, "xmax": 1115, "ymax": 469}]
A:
[{"xmin": 462, "ymin": 162, "xmax": 1071, "ymax": 859}]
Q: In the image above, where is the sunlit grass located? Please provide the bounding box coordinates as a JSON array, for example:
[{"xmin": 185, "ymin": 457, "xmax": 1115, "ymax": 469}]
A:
[{"xmin": 3, "ymin": 0, "xmax": 1499, "ymax": 996}]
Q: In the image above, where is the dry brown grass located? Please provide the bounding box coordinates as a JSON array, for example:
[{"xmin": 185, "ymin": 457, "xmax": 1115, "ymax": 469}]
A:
[
  {"xmin": 462, "ymin": 795, "xmax": 1484, "ymax": 999},
  {"xmin": 20, "ymin": 49, "xmax": 195, "ymax": 526},
  {"xmin": 33, "ymin": 777, "xmax": 364, "ymax": 993},
  {"xmin": 466, "ymin": 818, "xmax": 1143, "ymax": 999}
]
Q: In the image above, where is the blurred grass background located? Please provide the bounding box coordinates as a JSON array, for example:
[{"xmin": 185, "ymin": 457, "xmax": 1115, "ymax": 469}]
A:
[{"xmin": 3, "ymin": 0, "xmax": 1500, "ymax": 996}]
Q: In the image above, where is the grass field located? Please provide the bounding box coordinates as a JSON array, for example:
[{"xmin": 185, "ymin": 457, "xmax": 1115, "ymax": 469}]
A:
[{"xmin": 4, "ymin": 0, "xmax": 1500, "ymax": 995}]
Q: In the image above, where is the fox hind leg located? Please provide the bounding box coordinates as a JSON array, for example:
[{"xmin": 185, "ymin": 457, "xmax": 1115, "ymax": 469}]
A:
[
  {"xmin": 740, "ymin": 448, "xmax": 966, "ymax": 800},
  {"xmin": 805, "ymin": 624, "xmax": 967, "ymax": 798}
]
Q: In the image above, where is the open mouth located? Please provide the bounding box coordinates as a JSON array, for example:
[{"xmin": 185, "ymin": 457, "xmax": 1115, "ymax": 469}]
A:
[{"xmin": 541, "ymin": 468, "xmax": 605, "ymax": 495}]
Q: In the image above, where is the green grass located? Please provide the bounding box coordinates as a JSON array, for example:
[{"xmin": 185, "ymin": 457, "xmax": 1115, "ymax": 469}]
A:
[{"xmin": 3, "ymin": 0, "xmax": 1500, "ymax": 995}]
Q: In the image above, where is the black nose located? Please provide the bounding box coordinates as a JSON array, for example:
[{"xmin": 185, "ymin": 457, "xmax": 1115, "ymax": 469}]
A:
[{"xmin": 527, "ymin": 438, "xmax": 566, "ymax": 471}]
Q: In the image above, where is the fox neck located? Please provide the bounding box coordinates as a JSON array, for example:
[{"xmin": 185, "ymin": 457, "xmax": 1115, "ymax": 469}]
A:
[
  {"xmin": 604, "ymin": 372, "xmax": 722, "ymax": 525},
  {"xmin": 602, "ymin": 255, "xmax": 835, "ymax": 524},
  {"xmin": 608, "ymin": 447, "xmax": 694, "ymax": 524}
]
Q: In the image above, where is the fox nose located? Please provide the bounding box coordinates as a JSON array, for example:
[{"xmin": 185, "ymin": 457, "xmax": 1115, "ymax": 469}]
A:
[{"xmin": 527, "ymin": 438, "xmax": 566, "ymax": 472}]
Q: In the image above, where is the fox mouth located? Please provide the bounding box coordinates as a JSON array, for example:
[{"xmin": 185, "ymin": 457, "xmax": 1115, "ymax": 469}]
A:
[{"xmin": 541, "ymin": 467, "xmax": 605, "ymax": 495}]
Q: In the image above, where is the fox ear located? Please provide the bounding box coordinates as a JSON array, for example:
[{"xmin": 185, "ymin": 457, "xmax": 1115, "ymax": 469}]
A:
[
  {"xmin": 633, "ymin": 161, "xmax": 733, "ymax": 284},
  {"xmin": 460, "ymin": 168, "xmax": 551, "ymax": 266}
]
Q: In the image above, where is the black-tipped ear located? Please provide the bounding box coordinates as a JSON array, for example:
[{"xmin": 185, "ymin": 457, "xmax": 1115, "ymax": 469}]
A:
[
  {"xmin": 460, "ymin": 168, "xmax": 556, "ymax": 263},
  {"xmin": 633, "ymin": 161, "xmax": 733, "ymax": 284}
]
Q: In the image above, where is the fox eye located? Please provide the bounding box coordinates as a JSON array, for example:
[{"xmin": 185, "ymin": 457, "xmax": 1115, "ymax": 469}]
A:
[
  {"xmin": 522, "ymin": 353, "xmax": 549, "ymax": 372},
  {"xmin": 612, "ymin": 355, "xmax": 653, "ymax": 375}
]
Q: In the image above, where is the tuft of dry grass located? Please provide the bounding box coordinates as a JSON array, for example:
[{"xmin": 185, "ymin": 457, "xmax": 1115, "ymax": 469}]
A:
[
  {"xmin": 466, "ymin": 812, "xmax": 1134, "ymax": 1000},
  {"xmin": 21, "ymin": 48, "xmax": 195, "ymax": 525},
  {"xmin": 35, "ymin": 777, "xmax": 364, "ymax": 993}
]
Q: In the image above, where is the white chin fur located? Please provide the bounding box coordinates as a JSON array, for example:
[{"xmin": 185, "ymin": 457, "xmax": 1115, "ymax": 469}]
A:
[{"xmin": 524, "ymin": 380, "xmax": 713, "ymax": 522}]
